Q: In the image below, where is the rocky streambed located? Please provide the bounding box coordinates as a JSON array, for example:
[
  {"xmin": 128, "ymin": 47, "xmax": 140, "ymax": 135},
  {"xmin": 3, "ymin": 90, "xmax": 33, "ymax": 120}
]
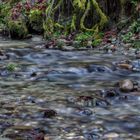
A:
[{"xmin": 0, "ymin": 36, "xmax": 140, "ymax": 140}]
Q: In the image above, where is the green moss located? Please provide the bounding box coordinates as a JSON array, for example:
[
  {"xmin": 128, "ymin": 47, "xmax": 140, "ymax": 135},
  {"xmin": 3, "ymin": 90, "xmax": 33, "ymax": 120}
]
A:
[
  {"xmin": 43, "ymin": 18, "xmax": 54, "ymax": 39},
  {"xmin": 1, "ymin": 0, "xmax": 110, "ymax": 40},
  {"xmin": 8, "ymin": 20, "xmax": 28, "ymax": 39},
  {"xmin": 79, "ymin": 0, "xmax": 108, "ymax": 32},
  {"xmin": 29, "ymin": 9, "xmax": 43, "ymax": 33},
  {"xmin": 73, "ymin": 0, "xmax": 86, "ymax": 10},
  {"xmin": 6, "ymin": 63, "xmax": 18, "ymax": 72},
  {"xmin": 91, "ymin": 0, "xmax": 108, "ymax": 30},
  {"xmin": 80, "ymin": 1, "xmax": 91, "ymax": 31},
  {"xmin": 75, "ymin": 31, "xmax": 92, "ymax": 41},
  {"xmin": 0, "ymin": 3, "xmax": 11, "ymax": 24},
  {"xmin": 92, "ymin": 39, "xmax": 102, "ymax": 47},
  {"xmin": 71, "ymin": 14, "xmax": 76, "ymax": 32}
]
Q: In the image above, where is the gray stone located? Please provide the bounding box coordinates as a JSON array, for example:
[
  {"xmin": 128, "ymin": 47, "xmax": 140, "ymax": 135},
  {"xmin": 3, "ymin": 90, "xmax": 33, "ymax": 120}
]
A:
[
  {"xmin": 119, "ymin": 79, "xmax": 134, "ymax": 92},
  {"xmin": 103, "ymin": 132, "xmax": 119, "ymax": 139}
]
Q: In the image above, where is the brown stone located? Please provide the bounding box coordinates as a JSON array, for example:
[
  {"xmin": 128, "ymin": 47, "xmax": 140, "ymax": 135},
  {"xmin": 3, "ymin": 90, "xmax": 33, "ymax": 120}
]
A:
[{"xmin": 117, "ymin": 63, "xmax": 132, "ymax": 70}]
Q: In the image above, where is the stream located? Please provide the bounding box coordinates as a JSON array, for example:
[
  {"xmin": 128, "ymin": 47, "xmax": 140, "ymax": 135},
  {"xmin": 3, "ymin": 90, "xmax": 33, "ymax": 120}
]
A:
[{"xmin": 0, "ymin": 36, "xmax": 140, "ymax": 140}]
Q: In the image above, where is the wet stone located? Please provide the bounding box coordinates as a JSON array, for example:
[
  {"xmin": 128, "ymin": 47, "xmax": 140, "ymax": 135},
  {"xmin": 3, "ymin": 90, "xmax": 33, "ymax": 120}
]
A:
[
  {"xmin": 30, "ymin": 72, "xmax": 37, "ymax": 77},
  {"xmin": 96, "ymin": 99, "xmax": 110, "ymax": 107},
  {"xmin": 0, "ymin": 70, "xmax": 9, "ymax": 76},
  {"xmin": 87, "ymin": 64, "xmax": 113, "ymax": 73},
  {"xmin": 43, "ymin": 109, "xmax": 57, "ymax": 118},
  {"xmin": 83, "ymin": 126, "xmax": 104, "ymax": 140},
  {"xmin": 117, "ymin": 63, "xmax": 133, "ymax": 70},
  {"xmin": 61, "ymin": 46, "xmax": 75, "ymax": 51},
  {"xmin": 31, "ymin": 36, "xmax": 43, "ymax": 42},
  {"xmin": 100, "ymin": 89, "xmax": 120, "ymax": 98},
  {"xmin": 76, "ymin": 96, "xmax": 95, "ymax": 107},
  {"xmin": 132, "ymin": 60, "xmax": 140, "ymax": 72},
  {"xmin": 34, "ymin": 130, "xmax": 45, "ymax": 140},
  {"xmin": 103, "ymin": 132, "xmax": 119, "ymax": 139},
  {"xmin": 72, "ymin": 95, "xmax": 109, "ymax": 107},
  {"xmin": 0, "ymin": 50, "xmax": 9, "ymax": 60},
  {"xmin": 119, "ymin": 79, "xmax": 134, "ymax": 92},
  {"xmin": 27, "ymin": 96, "xmax": 36, "ymax": 103},
  {"xmin": 74, "ymin": 108, "xmax": 93, "ymax": 116}
]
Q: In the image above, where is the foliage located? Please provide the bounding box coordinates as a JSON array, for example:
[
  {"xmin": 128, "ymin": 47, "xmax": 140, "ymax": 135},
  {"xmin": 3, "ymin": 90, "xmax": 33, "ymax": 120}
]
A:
[
  {"xmin": 43, "ymin": 0, "xmax": 108, "ymax": 39},
  {"xmin": 75, "ymin": 32, "xmax": 92, "ymax": 41},
  {"xmin": 6, "ymin": 63, "xmax": 18, "ymax": 72},
  {"xmin": 0, "ymin": 0, "xmax": 109, "ymax": 40},
  {"xmin": 122, "ymin": 32, "xmax": 133, "ymax": 43},
  {"xmin": 0, "ymin": 3, "xmax": 11, "ymax": 24},
  {"xmin": 92, "ymin": 39, "xmax": 102, "ymax": 47},
  {"xmin": 29, "ymin": 9, "xmax": 43, "ymax": 32},
  {"xmin": 131, "ymin": 0, "xmax": 139, "ymax": 6},
  {"xmin": 53, "ymin": 31, "xmax": 62, "ymax": 38},
  {"xmin": 130, "ymin": 20, "xmax": 140, "ymax": 33},
  {"xmin": 56, "ymin": 40, "xmax": 65, "ymax": 48},
  {"xmin": 0, "ymin": 0, "xmax": 48, "ymax": 38},
  {"xmin": 8, "ymin": 20, "xmax": 28, "ymax": 39},
  {"xmin": 133, "ymin": 40, "xmax": 140, "ymax": 48},
  {"xmin": 121, "ymin": 19, "xmax": 140, "ymax": 43},
  {"xmin": 0, "ymin": 0, "xmax": 138, "ymax": 45},
  {"xmin": 74, "ymin": 31, "xmax": 103, "ymax": 47}
]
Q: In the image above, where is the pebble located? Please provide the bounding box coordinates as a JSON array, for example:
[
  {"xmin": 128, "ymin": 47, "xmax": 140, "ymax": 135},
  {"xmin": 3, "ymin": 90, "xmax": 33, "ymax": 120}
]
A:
[
  {"xmin": 31, "ymin": 36, "xmax": 43, "ymax": 42},
  {"xmin": 117, "ymin": 63, "xmax": 132, "ymax": 70},
  {"xmin": 119, "ymin": 79, "xmax": 134, "ymax": 92},
  {"xmin": 61, "ymin": 46, "xmax": 75, "ymax": 51},
  {"xmin": 43, "ymin": 109, "xmax": 57, "ymax": 118},
  {"xmin": 103, "ymin": 132, "xmax": 119, "ymax": 139}
]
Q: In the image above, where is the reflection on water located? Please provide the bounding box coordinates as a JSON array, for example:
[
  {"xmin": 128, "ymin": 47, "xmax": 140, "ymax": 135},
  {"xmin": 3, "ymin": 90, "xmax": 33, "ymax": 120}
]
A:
[{"xmin": 0, "ymin": 37, "xmax": 140, "ymax": 139}]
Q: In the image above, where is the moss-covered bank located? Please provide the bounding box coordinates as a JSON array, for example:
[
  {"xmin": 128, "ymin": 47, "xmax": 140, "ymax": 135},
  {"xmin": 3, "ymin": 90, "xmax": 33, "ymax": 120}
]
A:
[{"xmin": 0, "ymin": 0, "xmax": 139, "ymax": 44}]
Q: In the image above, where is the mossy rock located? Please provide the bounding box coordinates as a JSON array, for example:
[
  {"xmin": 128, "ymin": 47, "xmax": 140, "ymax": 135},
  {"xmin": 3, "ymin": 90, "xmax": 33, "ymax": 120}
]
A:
[
  {"xmin": 28, "ymin": 9, "xmax": 44, "ymax": 34},
  {"xmin": 8, "ymin": 20, "xmax": 28, "ymax": 39}
]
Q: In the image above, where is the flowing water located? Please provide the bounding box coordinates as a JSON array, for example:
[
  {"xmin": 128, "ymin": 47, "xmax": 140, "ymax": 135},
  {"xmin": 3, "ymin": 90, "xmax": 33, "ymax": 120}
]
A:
[{"xmin": 0, "ymin": 36, "xmax": 140, "ymax": 140}]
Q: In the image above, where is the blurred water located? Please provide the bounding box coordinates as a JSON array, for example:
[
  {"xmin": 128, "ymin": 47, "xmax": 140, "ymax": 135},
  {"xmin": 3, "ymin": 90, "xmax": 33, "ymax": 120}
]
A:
[{"xmin": 0, "ymin": 37, "xmax": 140, "ymax": 140}]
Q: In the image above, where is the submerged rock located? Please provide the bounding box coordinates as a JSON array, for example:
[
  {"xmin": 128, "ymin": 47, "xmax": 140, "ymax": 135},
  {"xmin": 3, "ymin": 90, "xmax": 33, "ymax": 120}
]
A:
[
  {"xmin": 87, "ymin": 64, "xmax": 113, "ymax": 73},
  {"xmin": 43, "ymin": 109, "xmax": 57, "ymax": 118},
  {"xmin": 132, "ymin": 60, "xmax": 140, "ymax": 72},
  {"xmin": 84, "ymin": 126, "xmax": 104, "ymax": 140},
  {"xmin": 75, "ymin": 108, "xmax": 93, "ymax": 116},
  {"xmin": 75, "ymin": 95, "xmax": 109, "ymax": 107},
  {"xmin": 100, "ymin": 89, "xmax": 120, "ymax": 98},
  {"xmin": 0, "ymin": 50, "xmax": 9, "ymax": 60}
]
